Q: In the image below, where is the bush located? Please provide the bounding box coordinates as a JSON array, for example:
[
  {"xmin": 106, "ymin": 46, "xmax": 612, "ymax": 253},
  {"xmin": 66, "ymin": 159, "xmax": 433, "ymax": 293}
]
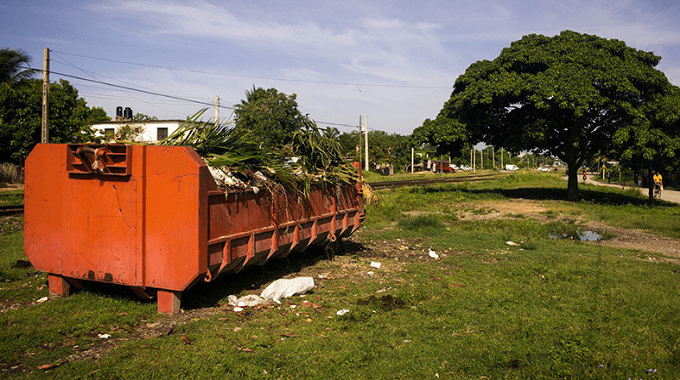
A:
[{"xmin": 0, "ymin": 162, "xmax": 21, "ymax": 184}]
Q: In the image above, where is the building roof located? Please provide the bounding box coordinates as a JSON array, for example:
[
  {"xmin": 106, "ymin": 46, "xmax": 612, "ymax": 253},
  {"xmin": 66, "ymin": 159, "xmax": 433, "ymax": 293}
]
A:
[{"xmin": 90, "ymin": 119, "xmax": 185, "ymax": 126}]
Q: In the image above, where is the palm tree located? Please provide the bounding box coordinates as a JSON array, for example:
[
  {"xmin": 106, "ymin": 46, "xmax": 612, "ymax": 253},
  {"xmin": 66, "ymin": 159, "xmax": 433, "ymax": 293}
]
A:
[{"xmin": 0, "ymin": 48, "xmax": 34, "ymax": 84}]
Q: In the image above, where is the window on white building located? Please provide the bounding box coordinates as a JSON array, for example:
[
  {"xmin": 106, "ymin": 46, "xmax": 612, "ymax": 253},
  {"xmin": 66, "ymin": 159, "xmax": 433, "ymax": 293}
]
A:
[{"xmin": 157, "ymin": 127, "xmax": 168, "ymax": 141}]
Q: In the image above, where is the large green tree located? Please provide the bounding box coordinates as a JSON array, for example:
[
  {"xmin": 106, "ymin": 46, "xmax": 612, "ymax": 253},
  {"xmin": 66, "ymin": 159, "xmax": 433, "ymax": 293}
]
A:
[
  {"xmin": 233, "ymin": 86, "xmax": 306, "ymax": 149},
  {"xmin": 613, "ymin": 85, "xmax": 680, "ymax": 203},
  {"xmin": 412, "ymin": 117, "xmax": 467, "ymax": 157},
  {"xmin": 425, "ymin": 30, "xmax": 680, "ymax": 201},
  {"xmin": 0, "ymin": 79, "xmax": 110, "ymax": 163}
]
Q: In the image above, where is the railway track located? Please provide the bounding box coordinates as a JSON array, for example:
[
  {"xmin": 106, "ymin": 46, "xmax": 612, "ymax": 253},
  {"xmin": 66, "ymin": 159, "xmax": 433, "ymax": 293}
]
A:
[
  {"xmin": 369, "ymin": 173, "xmax": 500, "ymax": 190},
  {"xmin": 0, "ymin": 205, "xmax": 24, "ymax": 216},
  {"xmin": 0, "ymin": 174, "xmax": 499, "ymax": 215}
]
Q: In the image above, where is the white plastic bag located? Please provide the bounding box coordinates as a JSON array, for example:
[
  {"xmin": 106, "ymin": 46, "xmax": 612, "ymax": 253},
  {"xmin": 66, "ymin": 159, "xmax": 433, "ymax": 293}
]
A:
[
  {"xmin": 260, "ymin": 277, "xmax": 315, "ymax": 304},
  {"xmin": 227, "ymin": 294, "xmax": 265, "ymax": 307}
]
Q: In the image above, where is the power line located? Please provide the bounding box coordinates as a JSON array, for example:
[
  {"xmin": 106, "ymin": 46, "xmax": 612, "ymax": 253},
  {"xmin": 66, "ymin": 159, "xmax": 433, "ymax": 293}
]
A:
[
  {"xmin": 30, "ymin": 67, "xmax": 388, "ymax": 133},
  {"xmin": 31, "ymin": 68, "xmax": 235, "ymax": 111},
  {"xmin": 51, "ymin": 50, "xmax": 449, "ymax": 90},
  {"xmin": 51, "ymin": 54, "xmax": 188, "ymax": 114}
]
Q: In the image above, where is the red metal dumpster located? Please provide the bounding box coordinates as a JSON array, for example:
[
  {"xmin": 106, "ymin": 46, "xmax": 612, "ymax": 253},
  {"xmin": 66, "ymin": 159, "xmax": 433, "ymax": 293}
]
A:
[{"xmin": 24, "ymin": 144, "xmax": 364, "ymax": 313}]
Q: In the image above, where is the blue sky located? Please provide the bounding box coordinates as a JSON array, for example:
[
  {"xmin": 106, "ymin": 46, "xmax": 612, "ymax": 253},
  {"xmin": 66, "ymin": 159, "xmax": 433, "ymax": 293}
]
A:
[{"xmin": 2, "ymin": 0, "xmax": 680, "ymax": 135}]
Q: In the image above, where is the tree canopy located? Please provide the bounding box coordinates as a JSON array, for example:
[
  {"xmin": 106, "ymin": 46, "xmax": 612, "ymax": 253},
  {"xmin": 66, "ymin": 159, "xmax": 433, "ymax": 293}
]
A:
[
  {"xmin": 233, "ymin": 86, "xmax": 307, "ymax": 149},
  {"xmin": 421, "ymin": 30, "xmax": 680, "ymax": 200},
  {"xmin": 0, "ymin": 78, "xmax": 110, "ymax": 163}
]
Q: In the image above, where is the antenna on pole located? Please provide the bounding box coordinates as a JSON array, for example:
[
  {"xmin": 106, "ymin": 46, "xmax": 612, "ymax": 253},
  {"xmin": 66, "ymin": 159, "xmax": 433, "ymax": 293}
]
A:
[{"xmin": 41, "ymin": 48, "xmax": 50, "ymax": 143}]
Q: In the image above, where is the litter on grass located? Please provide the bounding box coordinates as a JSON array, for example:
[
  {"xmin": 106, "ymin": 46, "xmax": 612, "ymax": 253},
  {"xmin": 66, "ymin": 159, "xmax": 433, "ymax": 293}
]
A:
[
  {"xmin": 370, "ymin": 262, "xmax": 382, "ymax": 269},
  {"xmin": 506, "ymin": 241, "xmax": 521, "ymax": 246},
  {"xmin": 36, "ymin": 297, "xmax": 48, "ymax": 303},
  {"xmin": 228, "ymin": 294, "xmax": 265, "ymax": 307},
  {"xmin": 336, "ymin": 309, "xmax": 350, "ymax": 316},
  {"xmin": 261, "ymin": 277, "xmax": 315, "ymax": 304},
  {"xmin": 428, "ymin": 249, "xmax": 439, "ymax": 259}
]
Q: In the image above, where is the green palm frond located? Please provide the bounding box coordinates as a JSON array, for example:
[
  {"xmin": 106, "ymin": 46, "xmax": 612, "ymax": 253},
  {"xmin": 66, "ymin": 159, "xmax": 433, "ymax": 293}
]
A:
[{"xmin": 158, "ymin": 109, "xmax": 356, "ymax": 196}]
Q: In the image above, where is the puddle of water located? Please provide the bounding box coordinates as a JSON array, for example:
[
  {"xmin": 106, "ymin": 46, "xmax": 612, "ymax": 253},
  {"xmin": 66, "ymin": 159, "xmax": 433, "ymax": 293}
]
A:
[
  {"xmin": 549, "ymin": 231, "xmax": 602, "ymax": 241},
  {"xmin": 578, "ymin": 230, "xmax": 602, "ymax": 241}
]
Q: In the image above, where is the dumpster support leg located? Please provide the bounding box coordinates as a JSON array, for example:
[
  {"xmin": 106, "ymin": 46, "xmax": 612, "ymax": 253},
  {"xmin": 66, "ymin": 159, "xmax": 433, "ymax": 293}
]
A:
[
  {"xmin": 48, "ymin": 274, "xmax": 70, "ymax": 297},
  {"xmin": 157, "ymin": 290, "xmax": 182, "ymax": 314}
]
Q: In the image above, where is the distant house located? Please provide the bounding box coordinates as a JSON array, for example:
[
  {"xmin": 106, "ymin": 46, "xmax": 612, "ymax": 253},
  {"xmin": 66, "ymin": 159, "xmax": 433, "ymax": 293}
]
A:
[
  {"xmin": 89, "ymin": 106, "xmax": 186, "ymax": 142},
  {"xmin": 90, "ymin": 119, "xmax": 184, "ymax": 142}
]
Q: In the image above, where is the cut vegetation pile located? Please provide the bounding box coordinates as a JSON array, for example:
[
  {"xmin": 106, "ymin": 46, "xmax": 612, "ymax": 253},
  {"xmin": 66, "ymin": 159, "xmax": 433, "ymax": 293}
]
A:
[{"xmin": 155, "ymin": 110, "xmax": 357, "ymax": 197}]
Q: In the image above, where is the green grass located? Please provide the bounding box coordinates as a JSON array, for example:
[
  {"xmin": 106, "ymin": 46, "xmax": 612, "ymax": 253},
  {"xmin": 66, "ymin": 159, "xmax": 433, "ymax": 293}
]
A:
[
  {"xmin": 0, "ymin": 192, "xmax": 24, "ymax": 207},
  {"xmin": 2, "ymin": 173, "xmax": 680, "ymax": 379}
]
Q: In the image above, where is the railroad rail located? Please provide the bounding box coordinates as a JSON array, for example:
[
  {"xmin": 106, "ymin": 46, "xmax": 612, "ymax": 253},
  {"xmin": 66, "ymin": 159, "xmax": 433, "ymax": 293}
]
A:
[
  {"xmin": 369, "ymin": 173, "xmax": 499, "ymax": 190},
  {"xmin": 0, "ymin": 205, "xmax": 24, "ymax": 216}
]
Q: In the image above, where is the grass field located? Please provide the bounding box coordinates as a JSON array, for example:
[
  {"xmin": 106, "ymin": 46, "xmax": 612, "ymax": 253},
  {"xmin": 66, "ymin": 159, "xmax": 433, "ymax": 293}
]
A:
[{"xmin": 1, "ymin": 173, "xmax": 679, "ymax": 379}]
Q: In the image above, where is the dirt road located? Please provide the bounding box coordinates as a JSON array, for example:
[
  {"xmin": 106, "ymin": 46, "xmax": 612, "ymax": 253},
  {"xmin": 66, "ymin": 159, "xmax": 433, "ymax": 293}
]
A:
[{"xmin": 578, "ymin": 175, "xmax": 680, "ymax": 204}]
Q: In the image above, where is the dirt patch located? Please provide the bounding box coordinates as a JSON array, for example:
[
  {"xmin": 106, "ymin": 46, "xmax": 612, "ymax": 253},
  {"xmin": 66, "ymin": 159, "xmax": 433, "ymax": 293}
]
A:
[
  {"xmin": 0, "ymin": 184, "xmax": 23, "ymax": 192},
  {"xmin": 584, "ymin": 220, "xmax": 680, "ymax": 258},
  {"xmin": 406, "ymin": 199, "xmax": 680, "ymax": 259},
  {"xmin": 453, "ymin": 200, "xmax": 552, "ymax": 221}
]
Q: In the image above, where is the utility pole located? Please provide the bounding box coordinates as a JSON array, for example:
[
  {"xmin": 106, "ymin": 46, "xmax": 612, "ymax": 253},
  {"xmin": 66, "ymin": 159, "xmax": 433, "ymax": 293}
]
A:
[
  {"xmin": 501, "ymin": 148, "xmax": 504, "ymax": 169},
  {"xmin": 481, "ymin": 147, "xmax": 484, "ymax": 170},
  {"xmin": 470, "ymin": 148, "xmax": 473, "ymax": 170},
  {"xmin": 411, "ymin": 148, "xmax": 414, "ymax": 173},
  {"xmin": 41, "ymin": 48, "xmax": 50, "ymax": 144},
  {"xmin": 364, "ymin": 115, "xmax": 368, "ymax": 171},
  {"xmin": 473, "ymin": 148, "xmax": 476, "ymax": 172},
  {"xmin": 358, "ymin": 115, "xmax": 362, "ymax": 166},
  {"xmin": 215, "ymin": 95, "xmax": 219, "ymax": 123},
  {"xmin": 492, "ymin": 146, "xmax": 495, "ymax": 169}
]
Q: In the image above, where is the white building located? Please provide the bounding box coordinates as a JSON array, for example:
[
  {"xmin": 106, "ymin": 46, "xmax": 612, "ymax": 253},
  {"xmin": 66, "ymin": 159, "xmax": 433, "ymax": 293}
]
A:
[{"xmin": 89, "ymin": 119, "xmax": 185, "ymax": 142}]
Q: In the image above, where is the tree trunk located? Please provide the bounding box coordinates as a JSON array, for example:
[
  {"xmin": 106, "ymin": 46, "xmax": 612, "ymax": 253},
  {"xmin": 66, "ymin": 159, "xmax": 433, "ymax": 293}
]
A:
[
  {"xmin": 567, "ymin": 164, "xmax": 579, "ymax": 201},
  {"xmin": 648, "ymin": 166, "xmax": 654, "ymax": 206}
]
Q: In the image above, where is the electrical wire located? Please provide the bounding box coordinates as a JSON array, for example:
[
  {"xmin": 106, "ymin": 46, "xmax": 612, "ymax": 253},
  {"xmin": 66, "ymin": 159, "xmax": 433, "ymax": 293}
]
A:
[
  {"xmin": 50, "ymin": 53, "xmax": 202, "ymax": 114},
  {"xmin": 51, "ymin": 50, "xmax": 449, "ymax": 90},
  {"xmin": 29, "ymin": 67, "xmax": 386, "ymax": 132},
  {"xmin": 30, "ymin": 68, "xmax": 235, "ymax": 111}
]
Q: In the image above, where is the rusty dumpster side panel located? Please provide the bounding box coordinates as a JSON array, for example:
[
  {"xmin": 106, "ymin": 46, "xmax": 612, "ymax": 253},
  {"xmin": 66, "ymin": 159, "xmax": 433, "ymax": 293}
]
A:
[{"xmin": 24, "ymin": 143, "xmax": 364, "ymax": 313}]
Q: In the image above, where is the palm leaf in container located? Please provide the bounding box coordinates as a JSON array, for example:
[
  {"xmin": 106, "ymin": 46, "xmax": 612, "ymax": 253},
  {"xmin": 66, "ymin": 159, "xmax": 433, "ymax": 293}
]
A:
[
  {"xmin": 291, "ymin": 117, "xmax": 357, "ymax": 190},
  {"xmin": 157, "ymin": 109, "xmax": 298, "ymax": 192}
]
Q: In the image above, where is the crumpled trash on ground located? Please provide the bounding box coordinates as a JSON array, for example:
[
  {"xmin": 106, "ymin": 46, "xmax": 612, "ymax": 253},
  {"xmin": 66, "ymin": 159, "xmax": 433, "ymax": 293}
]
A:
[
  {"xmin": 336, "ymin": 309, "xmax": 350, "ymax": 316},
  {"xmin": 428, "ymin": 249, "xmax": 439, "ymax": 259},
  {"xmin": 506, "ymin": 241, "xmax": 521, "ymax": 246},
  {"xmin": 260, "ymin": 277, "xmax": 315, "ymax": 304},
  {"xmin": 228, "ymin": 294, "xmax": 266, "ymax": 307},
  {"xmin": 370, "ymin": 262, "xmax": 381, "ymax": 269}
]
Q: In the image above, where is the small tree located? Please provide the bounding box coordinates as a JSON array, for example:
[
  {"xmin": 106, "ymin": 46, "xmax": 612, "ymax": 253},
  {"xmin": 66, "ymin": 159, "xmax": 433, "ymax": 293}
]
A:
[{"xmin": 234, "ymin": 86, "xmax": 306, "ymax": 149}]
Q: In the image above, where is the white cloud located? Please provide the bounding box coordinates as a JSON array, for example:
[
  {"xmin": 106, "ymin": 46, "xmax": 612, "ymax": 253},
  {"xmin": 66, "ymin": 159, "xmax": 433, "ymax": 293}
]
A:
[{"xmin": 79, "ymin": 0, "xmax": 680, "ymax": 133}]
